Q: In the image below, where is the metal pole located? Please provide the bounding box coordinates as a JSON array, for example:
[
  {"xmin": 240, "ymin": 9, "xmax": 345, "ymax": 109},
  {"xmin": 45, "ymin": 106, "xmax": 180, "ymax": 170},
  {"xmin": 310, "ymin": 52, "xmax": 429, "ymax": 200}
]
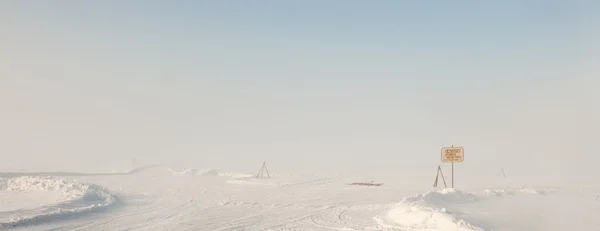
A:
[{"xmin": 452, "ymin": 162, "xmax": 454, "ymax": 188}]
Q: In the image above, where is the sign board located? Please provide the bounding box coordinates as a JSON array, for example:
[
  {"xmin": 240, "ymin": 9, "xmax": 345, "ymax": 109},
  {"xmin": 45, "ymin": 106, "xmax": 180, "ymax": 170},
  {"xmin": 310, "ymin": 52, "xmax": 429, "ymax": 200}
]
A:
[{"xmin": 441, "ymin": 146, "xmax": 464, "ymax": 163}]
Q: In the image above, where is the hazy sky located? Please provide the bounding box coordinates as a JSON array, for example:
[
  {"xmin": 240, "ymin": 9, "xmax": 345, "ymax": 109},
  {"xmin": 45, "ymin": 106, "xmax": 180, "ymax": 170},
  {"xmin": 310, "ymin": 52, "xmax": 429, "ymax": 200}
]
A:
[{"xmin": 1, "ymin": 1, "xmax": 598, "ymax": 184}]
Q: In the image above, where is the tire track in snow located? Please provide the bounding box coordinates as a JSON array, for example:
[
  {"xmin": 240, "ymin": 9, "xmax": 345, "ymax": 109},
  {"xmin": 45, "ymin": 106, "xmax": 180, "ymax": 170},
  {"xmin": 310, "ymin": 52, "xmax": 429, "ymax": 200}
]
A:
[
  {"xmin": 51, "ymin": 194, "xmax": 217, "ymax": 231},
  {"xmin": 303, "ymin": 203, "xmax": 403, "ymax": 231}
]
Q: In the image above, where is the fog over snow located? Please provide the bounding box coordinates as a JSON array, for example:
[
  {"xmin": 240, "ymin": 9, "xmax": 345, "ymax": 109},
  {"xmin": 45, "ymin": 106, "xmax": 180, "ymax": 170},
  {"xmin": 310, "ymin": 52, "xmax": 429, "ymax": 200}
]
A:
[{"xmin": 0, "ymin": 1, "xmax": 598, "ymax": 230}]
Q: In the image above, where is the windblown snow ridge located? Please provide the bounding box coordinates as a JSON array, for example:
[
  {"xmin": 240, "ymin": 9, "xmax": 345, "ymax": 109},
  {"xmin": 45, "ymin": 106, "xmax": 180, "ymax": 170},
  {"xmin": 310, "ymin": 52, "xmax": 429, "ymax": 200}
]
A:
[{"xmin": 0, "ymin": 176, "xmax": 117, "ymax": 229}]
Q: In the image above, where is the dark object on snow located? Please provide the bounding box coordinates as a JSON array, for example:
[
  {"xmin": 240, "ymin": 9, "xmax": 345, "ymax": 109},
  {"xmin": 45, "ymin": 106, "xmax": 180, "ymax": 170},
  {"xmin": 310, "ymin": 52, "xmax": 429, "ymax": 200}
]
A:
[{"xmin": 348, "ymin": 181, "xmax": 383, "ymax": 186}]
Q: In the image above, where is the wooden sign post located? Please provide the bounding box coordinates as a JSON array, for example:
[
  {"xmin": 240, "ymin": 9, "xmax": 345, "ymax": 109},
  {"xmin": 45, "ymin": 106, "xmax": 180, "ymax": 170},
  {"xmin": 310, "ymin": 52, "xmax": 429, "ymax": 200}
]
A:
[{"xmin": 441, "ymin": 146, "xmax": 464, "ymax": 188}]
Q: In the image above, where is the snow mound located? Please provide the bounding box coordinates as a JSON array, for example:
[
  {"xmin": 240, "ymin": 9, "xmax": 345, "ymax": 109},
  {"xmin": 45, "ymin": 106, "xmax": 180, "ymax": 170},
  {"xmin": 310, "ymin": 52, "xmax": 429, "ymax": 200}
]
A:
[
  {"xmin": 197, "ymin": 169, "xmax": 253, "ymax": 178},
  {"xmin": 197, "ymin": 169, "xmax": 220, "ymax": 176},
  {"xmin": 516, "ymin": 187, "xmax": 553, "ymax": 195},
  {"xmin": 479, "ymin": 188, "xmax": 516, "ymax": 197},
  {"xmin": 403, "ymin": 188, "xmax": 479, "ymax": 205},
  {"xmin": 382, "ymin": 187, "xmax": 555, "ymax": 231},
  {"xmin": 403, "ymin": 187, "xmax": 555, "ymax": 205},
  {"xmin": 383, "ymin": 188, "xmax": 484, "ymax": 230},
  {"xmin": 478, "ymin": 187, "xmax": 554, "ymax": 197},
  {"xmin": 218, "ymin": 172, "xmax": 255, "ymax": 179},
  {"xmin": 168, "ymin": 168, "xmax": 254, "ymax": 178},
  {"xmin": 385, "ymin": 205, "xmax": 483, "ymax": 231},
  {"xmin": 169, "ymin": 168, "xmax": 201, "ymax": 176},
  {"xmin": 0, "ymin": 176, "xmax": 117, "ymax": 228}
]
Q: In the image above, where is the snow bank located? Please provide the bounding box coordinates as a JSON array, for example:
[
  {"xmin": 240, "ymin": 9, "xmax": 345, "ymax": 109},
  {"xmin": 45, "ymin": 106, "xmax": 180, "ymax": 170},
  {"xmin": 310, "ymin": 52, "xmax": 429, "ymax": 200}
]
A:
[
  {"xmin": 385, "ymin": 205, "xmax": 483, "ymax": 231},
  {"xmin": 403, "ymin": 187, "xmax": 555, "ymax": 205},
  {"xmin": 219, "ymin": 172, "xmax": 255, "ymax": 179},
  {"xmin": 478, "ymin": 187, "xmax": 554, "ymax": 197},
  {"xmin": 382, "ymin": 189, "xmax": 484, "ymax": 231},
  {"xmin": 382, "ymin": 187, "xmax": 555, "ymax": 231},
  {"xmin": 168, "ymin": 168, "xmax": 254, "ymax": 178},
  {"xmin": 402, "ymin": 188, "xmax": 479, "ymax": 204},
  {"xmin": 0, "ymin": 176, "xmax": 117, "ymax": 228},
  {"xmin": 169, "ymin": 168, "xmax": 201, "ymax": 176}
]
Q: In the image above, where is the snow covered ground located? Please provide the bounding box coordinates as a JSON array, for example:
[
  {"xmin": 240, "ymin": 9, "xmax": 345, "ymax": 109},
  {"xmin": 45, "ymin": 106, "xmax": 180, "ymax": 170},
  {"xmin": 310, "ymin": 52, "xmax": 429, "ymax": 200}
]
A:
[{"xmin": 0, "ymin": 166, "xmax": 598, "ymax": 231}]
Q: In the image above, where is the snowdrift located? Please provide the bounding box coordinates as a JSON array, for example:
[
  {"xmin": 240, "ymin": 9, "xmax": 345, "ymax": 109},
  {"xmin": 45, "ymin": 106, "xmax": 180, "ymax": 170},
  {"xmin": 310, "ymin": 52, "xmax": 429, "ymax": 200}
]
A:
[
  {"xmin": 380, "ymin": 187, "xmax": 555, "ymax": 231},
  {"xmin": 0, "ymin": 176, "xmax": 117, "ymax": 228},
  {"xmin": 168, "ymin": 168, "xmax": 254, "ymax": 179}
]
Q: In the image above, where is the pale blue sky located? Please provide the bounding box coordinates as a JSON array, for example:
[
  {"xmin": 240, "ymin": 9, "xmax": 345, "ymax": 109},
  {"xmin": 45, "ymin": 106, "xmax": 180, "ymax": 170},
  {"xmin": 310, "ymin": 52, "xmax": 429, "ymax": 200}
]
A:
[{"xmin": 1, "ymin": 1, "xmax": 598, "ymax": 185}]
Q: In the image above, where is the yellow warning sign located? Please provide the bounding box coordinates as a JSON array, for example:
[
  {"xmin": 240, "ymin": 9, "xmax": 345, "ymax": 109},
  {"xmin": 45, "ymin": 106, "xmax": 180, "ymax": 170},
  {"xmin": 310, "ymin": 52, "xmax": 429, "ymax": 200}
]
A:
[{"xmin": 441, "ymin": 147, "xmax": 464, "ymax": 163}]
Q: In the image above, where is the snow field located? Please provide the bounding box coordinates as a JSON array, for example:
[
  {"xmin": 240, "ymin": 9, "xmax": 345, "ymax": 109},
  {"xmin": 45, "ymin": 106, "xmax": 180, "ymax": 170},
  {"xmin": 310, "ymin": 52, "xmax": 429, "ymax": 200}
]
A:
[{"xmin": 0, "ymin": 166, "xmax": 598, "ymax": 230}]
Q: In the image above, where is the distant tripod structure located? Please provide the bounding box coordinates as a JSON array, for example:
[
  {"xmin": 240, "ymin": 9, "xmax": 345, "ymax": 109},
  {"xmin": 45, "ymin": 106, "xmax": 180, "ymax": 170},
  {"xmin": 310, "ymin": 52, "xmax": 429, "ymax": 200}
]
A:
[
  {"xmin": 499, "ymin": 167, "xmax": 506, "ymax": 178},
  {"xmin": 256, "ymin": 161, "xmax": 270, "ymax": 179}
]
